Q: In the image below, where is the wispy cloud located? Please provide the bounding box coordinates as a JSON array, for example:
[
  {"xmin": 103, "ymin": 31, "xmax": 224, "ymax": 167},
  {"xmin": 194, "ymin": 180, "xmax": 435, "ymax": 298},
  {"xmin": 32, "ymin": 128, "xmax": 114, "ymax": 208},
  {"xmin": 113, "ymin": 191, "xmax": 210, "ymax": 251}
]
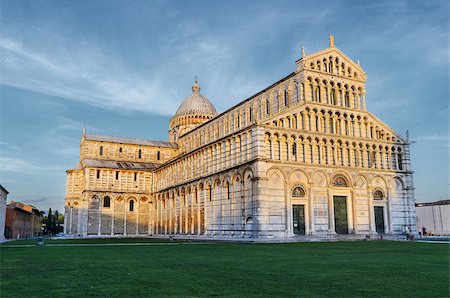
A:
[
  {"xmin": 415, "ymin": 134, "xmax": 449, "ymax": 142},
  {"xmin": 0, "ymin": 156, "xmax": 61, "ymax": 173},
  {"xmin": 0, "ymin": 35, "xmax": 178, "ymax": 115}
]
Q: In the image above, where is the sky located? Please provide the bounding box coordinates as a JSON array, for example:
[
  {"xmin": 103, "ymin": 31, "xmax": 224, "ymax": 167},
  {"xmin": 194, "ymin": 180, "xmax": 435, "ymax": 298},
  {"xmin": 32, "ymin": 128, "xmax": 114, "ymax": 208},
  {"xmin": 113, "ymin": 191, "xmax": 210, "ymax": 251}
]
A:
[{"xmin": 0, "ymin": 0, "xmax": 448, "ymax": 213}]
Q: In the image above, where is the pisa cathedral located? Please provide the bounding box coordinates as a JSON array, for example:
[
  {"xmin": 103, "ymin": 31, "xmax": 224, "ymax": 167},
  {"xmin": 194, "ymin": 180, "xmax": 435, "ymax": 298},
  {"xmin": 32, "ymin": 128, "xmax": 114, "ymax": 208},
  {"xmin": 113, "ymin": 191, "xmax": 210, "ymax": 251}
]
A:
[{"xmin": 64, "ymin": 36, "xmax": 416, "ymax": 238}]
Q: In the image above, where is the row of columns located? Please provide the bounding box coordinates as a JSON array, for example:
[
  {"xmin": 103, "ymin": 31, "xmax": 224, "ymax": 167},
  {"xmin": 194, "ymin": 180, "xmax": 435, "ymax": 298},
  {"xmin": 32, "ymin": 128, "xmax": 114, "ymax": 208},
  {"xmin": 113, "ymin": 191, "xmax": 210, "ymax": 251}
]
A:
[
  {"xmin": 266, "ymin": 136, "xmax": 405, "ymax": 171},
  {"xmin": 154, "ymin": 176, "xmax": 254, "ymax": 236},
  {"xmin": 307, "ymin": 81, "xmax": 366, "ymax": 110},
  {"xmin": 157, "ymin": 132, "xmax": 253, "ymax": 191},
  {"xmin": 276, "ymin": 110, "xmax": 385, "ymax": 141},
  {"xmin": 64, "ymin": 196, "xmax": 150, "ymax": 236}
]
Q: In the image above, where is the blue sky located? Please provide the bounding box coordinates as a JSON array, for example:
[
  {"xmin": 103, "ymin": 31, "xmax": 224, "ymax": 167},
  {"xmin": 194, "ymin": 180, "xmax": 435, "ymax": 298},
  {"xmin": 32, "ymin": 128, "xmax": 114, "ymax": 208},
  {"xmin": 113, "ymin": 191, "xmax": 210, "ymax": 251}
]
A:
[{"xmin": 0, "ymin": 0, "xmax": 448, "ymax": 213}]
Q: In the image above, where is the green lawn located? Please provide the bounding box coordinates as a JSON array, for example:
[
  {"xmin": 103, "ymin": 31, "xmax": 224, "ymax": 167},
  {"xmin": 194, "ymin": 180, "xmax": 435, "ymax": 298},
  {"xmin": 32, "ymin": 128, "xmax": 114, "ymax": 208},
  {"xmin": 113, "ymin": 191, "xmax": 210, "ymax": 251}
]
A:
[{"xmin": 0, "ymin": 240, "xmax": 448, "ymax": 297}]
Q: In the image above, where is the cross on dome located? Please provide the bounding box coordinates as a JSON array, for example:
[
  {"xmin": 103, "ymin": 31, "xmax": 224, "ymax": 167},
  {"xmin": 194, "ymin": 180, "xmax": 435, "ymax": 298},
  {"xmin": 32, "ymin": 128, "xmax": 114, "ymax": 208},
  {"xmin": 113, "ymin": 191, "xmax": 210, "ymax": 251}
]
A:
[{"xmin": 192, "ymin": 77, "xmax": 201, "ymax": 93}]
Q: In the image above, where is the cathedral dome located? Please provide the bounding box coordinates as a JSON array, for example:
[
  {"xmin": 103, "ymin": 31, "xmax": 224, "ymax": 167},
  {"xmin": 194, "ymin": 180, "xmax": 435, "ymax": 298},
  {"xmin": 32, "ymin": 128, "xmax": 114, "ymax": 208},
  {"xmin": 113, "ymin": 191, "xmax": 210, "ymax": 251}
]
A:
[
  {"xmin": 174, "ymin": 80, "xmax": 217, "ymax": 117},
  {"xmin": 169, "ymin": 79, "xmax": 217, "ymax": 141}
]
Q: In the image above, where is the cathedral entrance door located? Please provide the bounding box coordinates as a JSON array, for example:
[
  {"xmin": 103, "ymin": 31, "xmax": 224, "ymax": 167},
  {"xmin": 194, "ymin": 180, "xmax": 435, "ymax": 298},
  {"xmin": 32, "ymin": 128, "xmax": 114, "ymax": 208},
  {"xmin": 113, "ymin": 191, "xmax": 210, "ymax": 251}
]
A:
[
  {"xmin": 333, "ymin": 196, "xmax": 348, "ymax": 234},
  {"xmin": 374, "ymin": 206, "xmax": 385, "ymax": 234},
  {"xmin": 292, "ymin": 205, "xmax": 306, "ymax": 235}
]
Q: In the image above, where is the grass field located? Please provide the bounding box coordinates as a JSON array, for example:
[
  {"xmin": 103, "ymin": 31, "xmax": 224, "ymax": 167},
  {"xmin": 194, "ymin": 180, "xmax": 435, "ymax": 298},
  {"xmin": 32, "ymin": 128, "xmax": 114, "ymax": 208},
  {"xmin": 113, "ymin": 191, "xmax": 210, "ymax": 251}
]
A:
[{"xmin": 1, "ymin": 239, "xmax": 448, "ymax": 297}]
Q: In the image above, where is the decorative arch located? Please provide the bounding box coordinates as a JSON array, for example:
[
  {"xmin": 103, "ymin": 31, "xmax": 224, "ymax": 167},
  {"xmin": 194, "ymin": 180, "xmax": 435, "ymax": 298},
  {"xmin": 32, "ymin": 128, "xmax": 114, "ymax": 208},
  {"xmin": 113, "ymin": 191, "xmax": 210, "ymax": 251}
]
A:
[
  {"xmin": 232, "ymin": 172, "xmax": 242, "ymax": 183},
  {"xmin": 243, "ymin": 167, "xmax": 254, "ymax": 181},
  {"xmin": 373, "ymin": 189, "xmax": 385, "ymax": 200},
  {"xmin": 355, "ymin": 175, "xmax": 368, "ymax": 190},
  {"xmin": 332, "ymin": 174, "xmax": 349, "ymax": 187},
  {"xmin": 291, "ymin": 185, "xmax": 307, "ymax": 198},
  {"xmin": 330, "ymin": 170, "xmax": 353, "ymax": 187},
  {"xmin": 391, "ymin": 177, "xmax": 405, "ymax": 192},
  {"xmin": 371, "ymin": 175, "xmax": 388, "ymax": 189},
  {"xmin": 312, "ymin": 170, "xmax": 327, "ymax": 187},
  {"xmin": 222, "ymin": 175, "xmax": 232, "ymax": 187},
  {"xmin": 266, "ymin": 167, "xmax": 285, "ymax": 185},
  {"xmin": 289, "ymin": 169, "xmax": 309, "ymax": 184},
  {"xmin": 89, "ymin": 195, "xmax": 100, "ymax": 209}
]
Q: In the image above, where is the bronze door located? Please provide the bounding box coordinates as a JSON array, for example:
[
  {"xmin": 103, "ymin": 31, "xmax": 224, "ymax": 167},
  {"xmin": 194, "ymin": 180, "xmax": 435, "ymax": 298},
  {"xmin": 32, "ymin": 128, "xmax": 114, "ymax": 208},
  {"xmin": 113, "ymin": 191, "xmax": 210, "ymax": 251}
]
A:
[
  {"xmin": 333, "ymin": 196, "xmax": 348, "ymax": 234},
  {"xmin": 292, "ymin": 205, "xmax": 306, "ymax": 235},
  {"xmin": 374, "ymin": 206, "xmax": 385, "ymax": 234}
]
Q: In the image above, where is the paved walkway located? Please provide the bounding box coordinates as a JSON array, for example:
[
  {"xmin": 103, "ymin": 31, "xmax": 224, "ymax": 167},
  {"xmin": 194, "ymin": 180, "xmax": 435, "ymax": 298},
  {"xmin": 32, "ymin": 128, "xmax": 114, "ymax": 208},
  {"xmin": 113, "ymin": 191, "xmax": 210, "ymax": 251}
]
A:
[
  {"xmin": 4, "ymin": 234, "xmax": 447, "ymax": 248},
  {"xmin": 1, "ymin": 242, "xmax": 216, "ymax": 248}
]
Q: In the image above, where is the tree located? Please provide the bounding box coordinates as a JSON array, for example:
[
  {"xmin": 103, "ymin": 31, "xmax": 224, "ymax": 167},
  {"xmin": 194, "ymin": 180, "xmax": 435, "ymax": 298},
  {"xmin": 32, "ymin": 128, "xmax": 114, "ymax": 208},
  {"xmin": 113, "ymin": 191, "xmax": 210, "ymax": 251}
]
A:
[
  {"xmin": 45, "ymin": 208, "xmax": 56, "ymax": 235},
  {"xmin": 43, "ymin": 208, "xmax": 64, "ymax": 235}
]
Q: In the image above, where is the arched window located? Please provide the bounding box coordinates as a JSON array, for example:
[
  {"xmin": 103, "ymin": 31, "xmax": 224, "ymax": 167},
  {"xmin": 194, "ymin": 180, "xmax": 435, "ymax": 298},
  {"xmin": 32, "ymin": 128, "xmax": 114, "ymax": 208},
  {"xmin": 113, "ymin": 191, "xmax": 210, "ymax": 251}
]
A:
[
  {"xmin": 129, "ymin": 200, "xmax": 134, "ymax": 212},
  {"xmin": 226, "ymin": 183, "xmax": 230, "ymax": 199},
  {"xmin": 138, "ymin": 149, "xmax": 142, "ymax": 159},
  {"xmin": 284, "ymin": 90, "xmax": 289, "ymax": 107},
  {"xmin": 317, "ymin": 145, "xmax": 321, "ymax": 163},
  {"xmin": 157, "ymin": 151, "xmax": 161, "ymax": 160},
  {"xmin": 277, "ymin": 141, "xmax": 281, "ymax": 160},
  {"xmin": 274, "ymin": 93, "xmax": 279, "ymax": 112},
  {"xmin": 292, "ymin": 186, "xmax": 306, "ymax": 197},
  {"xmin": 333, "ymin": 176, "xmax": 348, "ymax": 187},
  {"xmin": 373, "ymin": 190, "xmax": 384, "ymax": 200},
  {"xmin": 345, "ymin": 92, "xmax": 350, "ymax": 107},
  {"xmin": 286, "ymin": 140, "xmax": 289, "ymax": 161},
  {"xmin": 99, "ymin": 146, "xmax": 103, "ymax": 156},
  {"xmin": 103, "ymin": 196, "xmax": 110, "ymax": 208},
  {"xmin": 397, "ymin": 153, "xmax": 403, "ymax": 170},
  {"xmin": 316, "ymin": 86, "xmax": 321, "ymax": 103},
  {"xmin": 258, "ymin": 102, "xmax": 262, "ymax": 119},
  {"xmin": 302, "ymin": 144, "xmax": 306, "ymax": 162},
  {"xmin": 268, "ymin": 139, "xmax": 272, "ymax": 159},
  {"xmin": 266, "ymin": 99, "xmax": 270, "ymax": 115}
]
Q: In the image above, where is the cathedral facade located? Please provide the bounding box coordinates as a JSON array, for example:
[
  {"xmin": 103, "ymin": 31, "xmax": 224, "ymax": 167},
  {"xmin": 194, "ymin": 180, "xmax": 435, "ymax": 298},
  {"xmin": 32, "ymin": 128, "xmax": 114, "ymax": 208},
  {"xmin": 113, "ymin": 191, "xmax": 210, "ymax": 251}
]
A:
[{"xmin": 64, "ymin": 36, "xmax": 416, "ymax": 238}]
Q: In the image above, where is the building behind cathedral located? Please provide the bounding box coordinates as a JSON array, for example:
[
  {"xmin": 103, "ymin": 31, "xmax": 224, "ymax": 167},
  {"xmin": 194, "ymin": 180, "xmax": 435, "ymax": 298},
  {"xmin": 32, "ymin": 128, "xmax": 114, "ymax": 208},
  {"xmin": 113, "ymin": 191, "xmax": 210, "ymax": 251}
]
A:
[{"xmin": 64, "ymin": 36, "xmax": 416, "ymax": 238}]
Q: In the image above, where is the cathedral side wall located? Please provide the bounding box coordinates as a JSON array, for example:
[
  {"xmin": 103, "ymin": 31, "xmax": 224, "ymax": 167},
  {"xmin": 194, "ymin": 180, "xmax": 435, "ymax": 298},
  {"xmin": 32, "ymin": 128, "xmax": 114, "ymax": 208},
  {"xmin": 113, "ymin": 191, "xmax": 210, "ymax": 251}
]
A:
[{"xmin": 80, "ymin": 140, "xmax": 177, "ymax": 164}]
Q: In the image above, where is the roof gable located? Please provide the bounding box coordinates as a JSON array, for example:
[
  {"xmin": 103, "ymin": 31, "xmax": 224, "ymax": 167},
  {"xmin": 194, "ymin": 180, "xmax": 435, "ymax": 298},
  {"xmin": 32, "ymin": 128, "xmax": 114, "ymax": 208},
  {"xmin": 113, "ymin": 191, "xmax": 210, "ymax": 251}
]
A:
[{"xmin": 299, "ymin": 46, "xmax": 367, "ymax": 81}]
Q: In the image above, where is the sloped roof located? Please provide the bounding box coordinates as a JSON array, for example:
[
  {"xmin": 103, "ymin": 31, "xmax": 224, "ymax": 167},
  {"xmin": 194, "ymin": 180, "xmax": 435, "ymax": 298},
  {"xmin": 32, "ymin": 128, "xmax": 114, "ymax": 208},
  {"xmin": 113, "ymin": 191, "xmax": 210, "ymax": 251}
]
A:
[
  {"xmin": 0, "ymin": 184, "xmax": 8, "ymax": 195},
  {"xmin": 82, "ymin": 159, "xmax": 160, "ymax": 171},
  {"xmin": 84, "ymin": 134, "xmax": 177, "ymax": 148},
  {"xmin": 416, "ymin": 200, "xmax": 450, "ymax": 207}
]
